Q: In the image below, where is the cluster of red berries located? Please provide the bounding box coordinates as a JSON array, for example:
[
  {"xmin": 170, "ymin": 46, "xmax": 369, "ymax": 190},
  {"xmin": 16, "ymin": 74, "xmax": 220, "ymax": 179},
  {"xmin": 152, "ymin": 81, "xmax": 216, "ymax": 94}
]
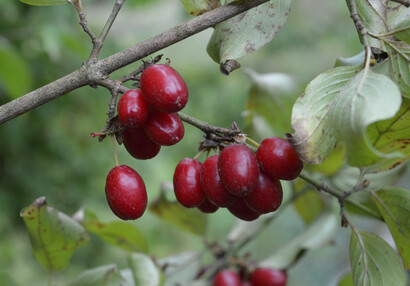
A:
[
  {"xmin": 214, "ymin": 268, "xmax": 287, "ymax": 286},
  {"xmin": 173, "ymin": 137, "xmax": 303, "ymax": 221},
  {"xmin": 105, "ymin": 64, "xmax": 189, "ymax": 220}
]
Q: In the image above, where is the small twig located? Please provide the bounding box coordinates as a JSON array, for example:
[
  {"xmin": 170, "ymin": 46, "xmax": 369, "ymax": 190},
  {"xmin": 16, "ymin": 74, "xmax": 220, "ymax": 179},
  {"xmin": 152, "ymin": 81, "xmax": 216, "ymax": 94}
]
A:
[
  {"xmin": 348, "ymin": 0, "xmax": 368, "ymax": 36},
  {"xmin": 120, "ymin": 54, "xmax": 163, "ymax": 84},
  {"xmin": 390, "ymin": 0, "xmax": 410, "ymax": 7},
  {"xmin": 78, "ymin": 12, "xmax": 98, "ymax": 45}
]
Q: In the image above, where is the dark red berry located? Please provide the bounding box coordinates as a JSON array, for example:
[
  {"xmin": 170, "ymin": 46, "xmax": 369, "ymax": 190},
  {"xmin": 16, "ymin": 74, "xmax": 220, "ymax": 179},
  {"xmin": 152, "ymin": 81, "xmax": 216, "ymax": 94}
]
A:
[
  {"xmin": 197, "ymin": 198, "xmax": 219, "ymax": 213},
  {"xmin": 214, "ymin": 270, "xmax": 242, "ymax": 286},
  {"xmin": 122, "ymin": 127, "xmax": 161, "ymax": 160},
  {"xmin": 117, "ymin": 89, "xmax": 149, "ymax": 128},
  {"xmin": 140, "ymin": 64, "xmax": 189, "ymax": 113},
  {"xmin": 201, "ymin": 155, "xmax": 236, "ymax": 207},
  {"xmin": 245, "ymin": 171, "xmax": 283, "ymax": 214},
  {"xmin": 257, "ymin": 137, "xmax": 303, "ymax": 180},
  {"xmin": 143, "ymin": 111, "xmax": 184, "ymax": 146},
  {"xmin": 173, "ymin": 158, "xmax": 204, "ymax": 207},
  {"xmin": 241, "ymin": 283, "xmax": 251, "ymax": 286},
  {"xmin": 218, "ymin": 144, "xmax": 259, "ymax": 197},
  {"xmin": 227, "ymin": 198, "xmax": 260, "ymax": 221},
  {"xmin": 250, "ymin": 268, "xmax": 287, "ymax": 286},
  {"xmin": 105, "ymin": 165, "xmax": 147, "ymax": 220}
]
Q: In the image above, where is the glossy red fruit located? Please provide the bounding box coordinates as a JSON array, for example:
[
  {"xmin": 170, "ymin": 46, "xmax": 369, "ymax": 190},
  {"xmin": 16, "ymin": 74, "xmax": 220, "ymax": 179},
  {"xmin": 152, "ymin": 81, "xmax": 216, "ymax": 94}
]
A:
[
  {"xmin": 143, "ymin": 111, "xmax": 184, "ymax": 146},
  {"xmin": 197, "ymin": 198, "xmax": 219, "ymax": 213},
  {"xmin": 173, "ymin": 158, "xmax": 204, "ymax": 208},
  {"xmin": 122, "ymin": 127, "xmax": 161, "ymax": 160},
  {"xmin": 218, "ymin": 144, "xmax": 259, "ymax": 197},
  {"xmin": 201, "ymin": 155, "xmax": 236, "ymax": 207},
  {"xmin": 140, "ymin": 64, "xmax": 189, "ymax": 113},
  {"xmin": 214, "ymin": 270, "xmax": 242, "ymax": 286},
  {"xmin": 250, "ymin": 268, "xmax": 287, "ymax": 286},
  {"xmin": 257, "ymin": 137, "xmax": 303, "ymax": 180},
  {"xmin": 245, "ymin": 171, "xmax": 283, "ymax": 214},
  {"xmin": 227, "ymin": 198, "xmax": 260, "ymax": 221},
  {"xmin": 117, "ymin": 89, "xmax": 149, "ymax": 128},
  {"xmin": 105, "ymin": 165, "xmax": 147, "ymax": 220}
]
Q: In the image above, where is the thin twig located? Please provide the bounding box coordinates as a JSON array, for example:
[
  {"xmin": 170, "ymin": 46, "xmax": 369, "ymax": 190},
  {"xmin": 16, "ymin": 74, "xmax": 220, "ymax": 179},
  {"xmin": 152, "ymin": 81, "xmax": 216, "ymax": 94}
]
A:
[{"xmin": 177, "ymin": 112, "xmax": 240, "ymax": 136}]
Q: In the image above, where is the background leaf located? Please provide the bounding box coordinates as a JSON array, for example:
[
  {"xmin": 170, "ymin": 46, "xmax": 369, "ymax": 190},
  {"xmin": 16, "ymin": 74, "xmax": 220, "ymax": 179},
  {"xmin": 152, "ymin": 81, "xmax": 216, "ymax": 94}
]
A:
[
  {"xmin": 291, "ymin": 66, "xmax": 357, "ymax": 164},
  {"xmin": 179, "ymin": 0, "xmax": 221, "ymax": 16},
  {"xmin": 149, "ymin": 192, "xmax": 207, "ymax": 236},
  {"xmin": 20, "ymin": 197, "xmax": 89, "ymax": 271},
  {"xmin": 82, "ymin": 209, "xmax": 148, "ymax": 253},
  {"xmin": 391, "ymin": 18, "xmax": 410, "ymax": 44},
  {"xmin": 157, "ymin": 252, "xmax": 202, "ymax": 286},
  {"xmin": 20, "ymin": 0, "xmax": 69, "ymax": 6},
  {"xmin": 128, "ymin": 253, "xmax": 163, "ymax": 286},
  {"xmin": 349, "ymin": 230, "xmax": 407, "ymax": 286},
  {"xmin": 371, "ymin": 187, "xmax": 410, "ymax": 270},
  {"xmin": 69, "ymin": 264, "xmax": 132, "ymax": 286},
  {"xmin": 292, "ymin": 179, "xmax": 325, "ymax": 224},
  {"xmin": 329, "ymin": 69, "xmax": 402, "ymax": 167},
  {"xmin": 389, "ymin": 52, "xmax": 410, "ymax": 98},
  {"xmin": 207, "ymin": 0, "xmax": 291, "ymax": 64}
]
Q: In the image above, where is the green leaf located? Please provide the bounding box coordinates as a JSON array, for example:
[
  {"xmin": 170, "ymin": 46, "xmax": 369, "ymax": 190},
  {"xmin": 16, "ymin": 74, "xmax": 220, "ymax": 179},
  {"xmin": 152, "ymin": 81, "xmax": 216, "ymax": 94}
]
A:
[
  {"xmin": 244, "ymin": 69, "xmax": 301, "ymax": 139},
  {"xmin": 292, "ymin": 179, "xmax": 324, "ymax": 224},
  {"xmin": 20, "ymin": 0, "xmax": 69, "ymax": 5},
  {"xmin": 291, "ymin": 66, "xmax": 358, "ymax": 164},
  {"xmin": 179, "ymin": 0, "xmax": 221, "ymax": 16},
  {"xmin": 337, "ymin": 272, "xmax": 354, "ymax": 286},
  {"xmin": 207, "ymin": 0, "xmax": 291, "ymax": 64},
  {"xmin": 0, "ymin": 43, "xmax": 33, "ymax": 99},
  {"xmin": 158, "ymin": 252, "xmax": 202, "ymax": 285},
  {"xmin": 371, "ymin": 187, "xmax": 410, "ymax": 270},
  {"xmin": 128, "ymin": 253, "xmax": 163, "ymax": 286},
  {"xmin": 260, "ymin": 212, "xmax": 338, "ymax": 269},
  {"xmin": 349, "ymin": 230, "xmax": 407, "ymax": 286},
  {"xmin": 81, "ymin": 209, "xmax": 148, "ymax": 253},
  {"xmin": 391, "ymin": 18, "xmax": 410, "ymax": 44},
  {"xmin": 306, "ymin": 147, "xmax": 345, "ymax": 175},
  {"xmin": 329, "ymin": 69, "xmax": 402, "ymax": 167},
  {"xmin": 335, "ymin": 51, "xmax": 365, "ymax": 67},
  {"xmin": 69, "ymin": 264, "xmax": 132, "ymax": 286},
  {"xmin": 20, "ymin": 197, "xmax": 90, "ymax": 271},
  {"xmin": 366, "ymin": 98, "xmax": 410, "ymax": 172},
  {"xmin": 389, "ymin": 52, "xmax": 410, "ymax": 98},
  {"xmin": 149, "ymin": 192, "xmax": 207, "ymax": 236}
]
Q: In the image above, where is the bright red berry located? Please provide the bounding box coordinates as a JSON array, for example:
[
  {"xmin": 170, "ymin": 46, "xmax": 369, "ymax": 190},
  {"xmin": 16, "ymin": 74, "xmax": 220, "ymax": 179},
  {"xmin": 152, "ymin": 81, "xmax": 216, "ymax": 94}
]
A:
[
  {"xmin": 105, "ymin": 165, "xmax": 147, "ymax": 220},
  {"xmin": 173, "ymin": 158, "xmax": 205, "ymax": 208},
  {"xmin": 117, "ymin": 89, "xmax": 149, "ymax": 128},
  {"xmin": 227, "ymin": 198, "xmax": 260, "ymax": 221},
  {"xmin": 143, "ymin": 111, "xmax": 184, "ymax": 146},
  {"xmin": 214, "ymin": 270, "xmax": 242, "ymax": 286},
  {"xmin": 122, "ymin": 127, "xmax": 161, "ymax": 160},
  {"xmin": 218, "ymin": 144, "xmax": 259, "ymax": 197},
  {"xmin": 245, "ymin": 171, "xmax": 283, "ymax": 214},
  {"xmin": 140, "ymin": 64, "xmax": 189, "ymax": 113},
  {"xmin": 197, "ymin": 198, "xmax": 219, "ymax": 213},
  {"xmin": 256, "ymin": 137, "xmax": 303, "ymax": 180},
  {"xmin": 250, "ymin": 268, "xmax": 287, "ymax": 286},
  {"xmin": 201, "ymin": 155, "xmax": 236, "ymax": 207}
]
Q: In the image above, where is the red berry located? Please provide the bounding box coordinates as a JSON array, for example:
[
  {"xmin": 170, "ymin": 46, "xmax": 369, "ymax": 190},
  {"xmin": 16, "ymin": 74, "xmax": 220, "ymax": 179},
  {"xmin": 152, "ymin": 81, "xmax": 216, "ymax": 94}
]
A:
[
  {"xmin": 227, "ymin": 198, "xmax": 260, "ymax": 221},
  {"xmin": 218, "ymin": 144, "xmax": 259, "ymax": 197},
  {"xmin": 140, "ymin": 64, "xmax": 189, "ymax": 113},
  {"xmin": 173, "ymin": 158, "xmax": 204, "ymax": 207},
  {"xmin": 201, "ymin": 155, "xmax": 236, "ymax": 207},
  {"xmin": 117, "ymin": 89, "xmax": 149, "ymax": 128},
  {"xmin": 143, "ymin": 111, "xmax": 184, "ymax": 146},
  {"xmin": 242, "ymin": 283, "xmax": 251, "ymax": 286},
  {"xmin": 214, "ymin": 270, "xmax": 242, "ymax": 286},
  {"xmin": 122, "ymin": 127, "xmax": 161, "ymax": 160},
  {"xmin": 197, "ymin": 198, "xmax": 219, "ymax": 213},
  {"xmin": 105, "ymin": 165, "xmax": 147, "ymax": 220},
  {"xmin": 250, "ymin": 268, "xmax": 287, "ymax": 286},
  {"xmin": 256, "ymin": 137, "xmax": 303, "ymax": 180},
  {"xmin": 245, "ymin": 171, "xmax": 283, "ymax": 214}
]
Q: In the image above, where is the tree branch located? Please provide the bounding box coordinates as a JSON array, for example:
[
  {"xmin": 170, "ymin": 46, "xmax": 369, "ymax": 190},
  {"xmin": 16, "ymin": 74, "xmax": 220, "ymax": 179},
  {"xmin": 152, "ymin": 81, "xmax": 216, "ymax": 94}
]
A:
[{"xmin": 0, "ymin": 0, "xmax": 270, "ymax": 125}]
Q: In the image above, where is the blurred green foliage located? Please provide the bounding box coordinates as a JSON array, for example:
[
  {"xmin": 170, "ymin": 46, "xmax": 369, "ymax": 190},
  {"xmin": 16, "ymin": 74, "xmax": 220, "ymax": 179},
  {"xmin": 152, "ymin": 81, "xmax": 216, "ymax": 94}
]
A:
[{"xmin": 0, "ymin": 0, "xmax": 367, "ymax": 285}]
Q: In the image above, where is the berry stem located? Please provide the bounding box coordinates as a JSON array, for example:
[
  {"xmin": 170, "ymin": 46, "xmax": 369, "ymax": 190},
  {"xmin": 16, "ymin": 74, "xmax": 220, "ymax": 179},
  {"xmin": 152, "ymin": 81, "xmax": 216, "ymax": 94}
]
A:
[
  {"xmin": 193, "ymin": 148, "xmax": 208, "ymax": 160},
  {"xmin": 246, "ymin": 137, "xmax": 260, "ymax": 148},
  {"xmin": 111, "ymin": 135, "xmax": 119, "ymax": 167}
]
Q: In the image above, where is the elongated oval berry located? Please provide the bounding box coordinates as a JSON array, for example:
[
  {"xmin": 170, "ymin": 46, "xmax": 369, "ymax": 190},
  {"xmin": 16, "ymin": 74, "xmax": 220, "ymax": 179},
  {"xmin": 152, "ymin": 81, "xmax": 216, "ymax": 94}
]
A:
[
  {"xmin": 197, "ymin": 198, "xmax": 219, "ymax": 214},
  {"xmin": 143, "ymin": 111, "xmax": 184, "ymax": 146},
  {"xmin": 245, "ymin": 171, "xmax": 283, "ymax": 214},
  {"xmin": 173, "ymin": 158, "xmax": 204, "ymax": 208},
  {"xmin": 105, "ymin": 165, "xmax": 147, "ymax": 220},
  {"xmin": 201, "ymin": 155, "xmax": 235, "ymax": 207},
  {"xmin": 117, "ymin": 89, "xmax": 149, "ymax": 128},
  {"xmin": 250, "ymin": 268, "xmax": 287, "ymax": 286},
  {"xmin": 227, "ymin": 198, "xmax": 260, "ymax": 221},
  {"xmin": 122, "ymin": 127, "xmax": 161, "ymax": 160},
  {"xmin": 140, "ymin": 64, "xmax": 189, "ymax": 113},
  {"xmin": 214, "ymin": 270, "xmax": 242, "ymax": 286},
  {"xmin": 256, "ymin": 137, "xmax": 303, "ymax": 180},
  {"xmin": 218, "ymin": 144, "xmax": 259, "ymax": 197}
]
